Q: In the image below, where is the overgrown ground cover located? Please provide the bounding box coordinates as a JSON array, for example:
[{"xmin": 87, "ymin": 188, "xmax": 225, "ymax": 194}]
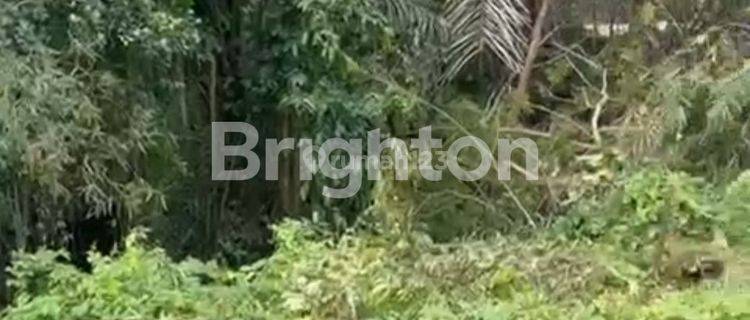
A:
[{"xmin": 4, "ymin": 167, "xmax": 750, "ymax": 319}]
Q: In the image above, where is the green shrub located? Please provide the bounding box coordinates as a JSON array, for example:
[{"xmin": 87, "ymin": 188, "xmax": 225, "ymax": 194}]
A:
[
  {"xmin": 554, "ymin": 167, "xmax": 717, "ymax": 250},
  {"xmin": 4, "ymin": 231, "xmax": 266, "ymax": 320},
  {"xmin": 715, "ymin": 171, "xmax": 750, "ymax": 248}
]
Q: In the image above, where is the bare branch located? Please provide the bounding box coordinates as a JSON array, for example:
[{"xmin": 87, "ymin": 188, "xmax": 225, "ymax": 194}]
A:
[{"xmin": 591, "ymin": 69, "xmax": 609, "ymax": 146}]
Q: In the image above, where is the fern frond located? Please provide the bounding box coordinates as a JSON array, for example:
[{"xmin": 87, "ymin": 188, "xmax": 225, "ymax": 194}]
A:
[{"xmin": 443, "ymin": 0, "xmax": 530, "ymax": 81}]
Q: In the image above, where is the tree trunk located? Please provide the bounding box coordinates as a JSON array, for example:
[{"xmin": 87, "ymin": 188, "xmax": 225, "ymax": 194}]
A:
[
  {"xmin": 277, "ymin": 111, "xmax": 301, "ymax": 218},
  {"xmin": 11, "ymin": 184, "xmax": 27, "ymax": 251},
  {"xmin": 516, "ymin": 0, "xmax": 552, "ymax": 97},
  {"xmin": 0, "ymin": 243, "xmax": 8, "ymax": 308}
]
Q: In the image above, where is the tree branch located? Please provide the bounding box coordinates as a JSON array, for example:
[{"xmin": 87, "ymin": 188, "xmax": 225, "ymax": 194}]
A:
[{"xmin": 591, "ymin": 69, "xmax": 609, "ymax": 146}]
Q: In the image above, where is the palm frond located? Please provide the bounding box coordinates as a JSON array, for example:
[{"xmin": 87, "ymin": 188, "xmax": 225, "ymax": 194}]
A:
[
  {"xmin": 443, "ymin": 0, "xmax": 530, "ymax": 81},
  {"xmin": 377, "ymin": 0, "xmax": 445, "ymax": 40}
]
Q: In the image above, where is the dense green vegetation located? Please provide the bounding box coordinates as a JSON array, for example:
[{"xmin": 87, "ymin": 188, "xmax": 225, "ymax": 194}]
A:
[{"xmin": 2, "ymin": 0, "xmax": 750, "ymax": 318}]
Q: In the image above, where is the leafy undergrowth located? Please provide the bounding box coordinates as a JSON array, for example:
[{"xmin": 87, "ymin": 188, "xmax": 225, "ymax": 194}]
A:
[
  {"xmin": 4, "ymin": 169, "xmax": 750, "ymax": 320},
  {"xmin": 3, "ymin": 232, "xmax": 750, "ymax": 320}
]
